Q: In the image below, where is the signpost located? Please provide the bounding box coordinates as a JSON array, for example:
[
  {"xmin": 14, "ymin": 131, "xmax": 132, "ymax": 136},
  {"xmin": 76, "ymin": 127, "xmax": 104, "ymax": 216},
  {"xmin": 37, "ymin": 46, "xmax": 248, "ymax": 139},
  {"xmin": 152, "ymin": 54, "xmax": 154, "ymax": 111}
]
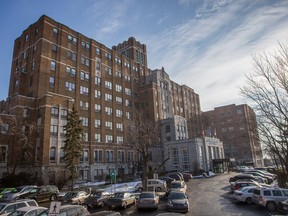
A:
[{"xmin": 48, "ymin": 201, "xmax": 61, "ymax": 216}]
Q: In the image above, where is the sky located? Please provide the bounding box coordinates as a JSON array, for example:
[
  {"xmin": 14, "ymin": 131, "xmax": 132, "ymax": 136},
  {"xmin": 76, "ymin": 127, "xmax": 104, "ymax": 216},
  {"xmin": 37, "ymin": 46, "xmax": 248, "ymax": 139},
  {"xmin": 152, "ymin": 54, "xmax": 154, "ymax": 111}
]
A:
[{"xmin": 0, "ymin": 0, "xmax": 287, "ymax": 111}]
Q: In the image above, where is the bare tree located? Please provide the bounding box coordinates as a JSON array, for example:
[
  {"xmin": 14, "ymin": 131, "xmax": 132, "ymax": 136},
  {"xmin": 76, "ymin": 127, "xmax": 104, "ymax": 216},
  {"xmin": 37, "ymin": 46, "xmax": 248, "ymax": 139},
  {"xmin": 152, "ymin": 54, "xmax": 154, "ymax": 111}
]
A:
[
  {"xmin": 240, "ymin": 42, "xmax": 288, "ymax": 183},
  {"xmin": 0, "ymin": 108, "xmax": 37, "ymax": 175},
  {"xmin": 127, "ymin": 111, "xmax": 159, "ymax": 191}
]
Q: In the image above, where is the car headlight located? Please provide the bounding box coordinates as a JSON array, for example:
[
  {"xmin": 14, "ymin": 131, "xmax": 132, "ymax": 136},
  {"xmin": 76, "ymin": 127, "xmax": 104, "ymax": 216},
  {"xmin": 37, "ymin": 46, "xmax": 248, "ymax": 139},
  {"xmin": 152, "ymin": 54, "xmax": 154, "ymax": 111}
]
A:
[
  {"xmin": 167, "ymin": 201, "xmax": 173, "ymax": 206},
  {"xmin": 183, "ymin": 202, "xmax": 188, "ymax": 207}
]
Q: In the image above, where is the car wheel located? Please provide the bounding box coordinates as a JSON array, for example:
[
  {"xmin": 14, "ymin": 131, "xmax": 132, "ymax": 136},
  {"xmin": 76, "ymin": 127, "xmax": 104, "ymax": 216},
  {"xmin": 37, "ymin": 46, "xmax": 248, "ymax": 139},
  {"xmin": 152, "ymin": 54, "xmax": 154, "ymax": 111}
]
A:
[
  {"xmin": 156, "ymin": 187, "xmax": 161, "ymax": 192},
  {"xmin": 266, "ymin": 201, "xmax": 276, "ymax": 211},
  {"xmin": 245, "ymin": 197, "xmax": 252, "ymax": 205},
  {"xmin": 138, "ymin": 187, "xmax": 143, "ymax": 192},
  {"xmin": 50, "ymin": 194, "xmax": 57, "ymax": 201}
]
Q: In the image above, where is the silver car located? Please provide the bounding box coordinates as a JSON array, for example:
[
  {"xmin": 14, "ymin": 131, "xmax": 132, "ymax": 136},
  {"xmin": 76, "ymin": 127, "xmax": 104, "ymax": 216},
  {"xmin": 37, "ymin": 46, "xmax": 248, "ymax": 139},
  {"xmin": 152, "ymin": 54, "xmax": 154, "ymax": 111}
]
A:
[
  {"xmin": 233, "ymin": 186, "xmax": 257, "ymax": 204},
  {"xmin": 1, "ymin": 186, "xmax": 37, "ymax": 202},
  {"xmin": 252, "ymin": 187, "xmax": 288, "ymax": 211}
]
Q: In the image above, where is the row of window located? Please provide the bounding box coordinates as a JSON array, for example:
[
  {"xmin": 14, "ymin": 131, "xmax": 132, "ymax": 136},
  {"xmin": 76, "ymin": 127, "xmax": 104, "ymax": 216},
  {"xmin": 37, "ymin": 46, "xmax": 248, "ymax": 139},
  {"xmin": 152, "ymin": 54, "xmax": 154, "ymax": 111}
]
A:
[{"xmin": 49, "ymin": 147, "xmax": 134, "ymax": 163}]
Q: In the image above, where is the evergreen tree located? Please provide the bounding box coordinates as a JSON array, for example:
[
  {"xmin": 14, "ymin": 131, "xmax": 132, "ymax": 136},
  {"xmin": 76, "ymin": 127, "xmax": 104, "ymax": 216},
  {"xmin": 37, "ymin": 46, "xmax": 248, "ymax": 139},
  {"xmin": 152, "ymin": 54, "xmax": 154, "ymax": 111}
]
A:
[{"xmin": 64, "ymin": 105, "xmax": 84, "ymax": 190}]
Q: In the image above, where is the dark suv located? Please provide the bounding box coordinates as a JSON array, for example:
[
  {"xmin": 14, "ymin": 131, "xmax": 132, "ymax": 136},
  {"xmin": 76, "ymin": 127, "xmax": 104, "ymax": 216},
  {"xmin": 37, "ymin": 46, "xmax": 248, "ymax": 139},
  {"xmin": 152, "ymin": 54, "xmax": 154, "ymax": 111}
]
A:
[{"xmin": 19, "ymin": 185, "xmax": 59, "ymax": 203}]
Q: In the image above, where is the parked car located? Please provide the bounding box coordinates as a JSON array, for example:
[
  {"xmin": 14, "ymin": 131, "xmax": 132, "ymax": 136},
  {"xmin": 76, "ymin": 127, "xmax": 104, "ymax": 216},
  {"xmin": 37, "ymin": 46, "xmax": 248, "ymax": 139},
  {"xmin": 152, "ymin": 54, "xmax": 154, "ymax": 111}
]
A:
[
  {"xmin": 59, "ymin": 190, "xmax": 89, "ymax": 205},
  {"xmin": 181, "ymin": 173, "xmax": 193, "ymax": 181},
  {"xmin": 233, "ymin": 186, "xmax": 258, "ymax": 204},
  {"xmin": 84, "ymin": 190, "xmax": 112, "ymax": 209},
  {"xmin": 2, "ymin": 206, "xmax": 47, "ymax": 216},
  {"xmin": 0, "ymin": 199, "xmax": 38, "ymax": 215},
  {"xmin": 19, "ymin": 185, "xmax": 59, "ymax": 203},
  {"xmin": 136, "ymin": 191, "xmax": 159, "ymax": 210},
  {"xmin": 166, "ymin": 173, "xmax": 184, "ymax": 182},
  {"xmin": 229, "ymin": 174, "xmax": 258, "ymax": 183},
  {"xmin": 277, "ymin": 199, "xmax": 288, "ymax": 214},
  {"xmin": 245, "ymin": 169, "xmax": 276, "ymax": 180},
  {"xmin": 168, "ymin": 180, "xmax": 187, "ymax": 194},
  {"xmin": 0, "ymin": 188, "xmax": 17, "ymax": 200},
  {"xmin": 236, "ymin": 166, "xmax": 249, "ymax": 172},
  {"xmin": 106, "ymin": 192, "xmax": 136, "ymax": 210},
  {"xmin": 167, "ymin": 191, "xmax": 189, "ymax": 213},
  {"xmin": 252, "ymin": 187, "xmax": 288, "ymax": 211},
  {"xmin": 1, "ymin": 186, "xmax": 37, "ymax": 202},
  {"xmin": 38, "ymin": 204, "xmax": 90, "ymax": 216},
  {"xmin": 230, "ymin": 180, "xmax": 269, "ymax": 191},
  {"xmin": 158, "ymin": 176, "xmax": 175, "ymax": 185},
  {"xmin": 135, "ymin": 179, "xmax": 167, "ymax": 192},
  {"xmin": 243, "ymin": 171, "xmax": 273, "ymax": 184}
]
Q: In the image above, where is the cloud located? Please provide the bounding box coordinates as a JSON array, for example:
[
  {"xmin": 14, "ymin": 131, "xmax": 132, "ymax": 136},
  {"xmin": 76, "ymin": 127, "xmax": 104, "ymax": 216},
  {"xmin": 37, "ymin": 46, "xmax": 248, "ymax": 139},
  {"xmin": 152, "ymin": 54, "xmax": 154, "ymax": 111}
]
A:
[{"xmin": 147, "ymin": 0, "xmax": 288, "ymax": 110}]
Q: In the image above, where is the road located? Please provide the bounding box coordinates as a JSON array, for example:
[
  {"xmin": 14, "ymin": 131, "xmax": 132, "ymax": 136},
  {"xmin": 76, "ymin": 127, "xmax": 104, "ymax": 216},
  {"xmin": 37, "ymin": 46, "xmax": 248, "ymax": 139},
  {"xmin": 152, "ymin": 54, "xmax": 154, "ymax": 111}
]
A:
[{"xmin": 43, "ymin": 172, "xmax": 280, "ymax": 215}]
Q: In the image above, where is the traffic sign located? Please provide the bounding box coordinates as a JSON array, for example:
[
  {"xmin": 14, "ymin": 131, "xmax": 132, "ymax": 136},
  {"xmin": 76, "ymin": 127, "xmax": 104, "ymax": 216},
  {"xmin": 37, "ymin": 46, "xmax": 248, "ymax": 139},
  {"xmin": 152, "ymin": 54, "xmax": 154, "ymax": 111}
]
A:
[{"xmin": 49, "ymin": 201, "xmax": 61, "ymax": 216}]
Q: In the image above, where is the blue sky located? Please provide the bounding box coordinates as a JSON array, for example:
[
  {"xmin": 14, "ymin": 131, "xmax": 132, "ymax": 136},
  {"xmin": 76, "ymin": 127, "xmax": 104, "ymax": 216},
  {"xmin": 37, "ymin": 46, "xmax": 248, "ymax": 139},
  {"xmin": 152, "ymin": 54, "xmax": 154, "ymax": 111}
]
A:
[{"xmin": 0, "ymin": 0, "xmax": 287, "ymax": 111}]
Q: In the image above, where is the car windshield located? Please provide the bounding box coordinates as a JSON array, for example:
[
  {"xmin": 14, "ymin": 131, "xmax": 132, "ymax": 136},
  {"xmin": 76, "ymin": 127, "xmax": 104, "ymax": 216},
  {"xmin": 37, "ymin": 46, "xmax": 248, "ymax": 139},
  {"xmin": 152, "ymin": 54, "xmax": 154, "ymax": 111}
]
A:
[
  {"xmin": 139, "ymin": 193, "xmax": 154, "ymax": 198},
  {"xmin": 112, "ymin": 193, "xmax": 124, "ymax": 198},
  {"xmin": 169, "ymin": 192, "xmax": 186, "ymax": 199},
  {"xmin": 0, "ymin": 204, "xmax": 6, "ymax": 211}
]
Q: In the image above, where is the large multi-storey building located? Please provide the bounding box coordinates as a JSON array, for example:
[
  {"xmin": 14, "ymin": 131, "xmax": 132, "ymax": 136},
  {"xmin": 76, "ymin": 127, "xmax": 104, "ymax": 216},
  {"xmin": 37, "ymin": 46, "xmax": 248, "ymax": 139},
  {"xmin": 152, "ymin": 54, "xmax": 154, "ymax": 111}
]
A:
[
  {"xmin": 202, "ymin": 104, "xmax": 264, "ymax": 167},
  {"xmin": 0, "ymin": 15, "xmax": 203, "ymax": 183}
]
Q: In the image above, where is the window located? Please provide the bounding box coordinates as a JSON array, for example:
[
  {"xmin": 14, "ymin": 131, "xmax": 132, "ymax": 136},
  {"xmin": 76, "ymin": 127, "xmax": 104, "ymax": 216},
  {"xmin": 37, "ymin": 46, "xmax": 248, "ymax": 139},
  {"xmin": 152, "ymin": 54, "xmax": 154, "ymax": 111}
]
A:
[
  {"xmin": 52, "ymin": 44, "xmax": 57, "ymax": 52},
  {"xmin": 116, "ymin": 97, "xmax": 122, "ymax": 104},
  {"xmin": 96, "ymin": 60, "xmax": 101, "ymax": 71},
  {"xmin": 94, "ymin": 150, "xmax": 103, "ymax": 162},
  {"xmin": 65, "ymin": 81, "xmax": 75, "ymax": 91},
  {"xmin": 105, "ymin": 107, "xmax": 113, "ymax": 115},
  {"xmin": 25, "ymin": 34, "xmax": 29, "ymax": 42},
  {"xmin": 105, "ymin": 121, "xmax": 113, "ymax": 130},
  {"xmin": 106, "ymin": 150, "xmax": 114, "ymax": 162},
  {"xmin": 126, "ymin": 112, "xmax": 131, "ymax": 119},
  {"xmin": 115, "ymin": 84, "xmax": 122, "ymax": 92},
  {"xmin": 125, "ymin": 99, "xmax": 132, "ymax": 107},
  {"xmin": 81, "ymin": 117, "xmax": 88, "ymax": 127},
  {"xmin": 50, "ymin": 61, "xmax": 56, "ymax": 71},
  {"xmin": 32, "ymin": 61, "xmax": 35, "ymax": 71},
  {"xmin": 95, "ymin": 119, "xmax": 101, "ymax": 128},
  {"xmin": 118, "ymin": 150, "xmax": 125, "ymax": 162},
  {"xmin": 106, "ymin": 135, "xmax": 113, "ymax": 144},
  {"xmin": 83, "ymin": 132, "xmax": 89, "ymax": 141},
  {"xmin": 96, "ymin": 48, "xmax": 101, "ymax": 55},
  {"xmin": 95, "ymin": 77, "xmax": 101, "ymax": 85},
  {"xmin": 81, "ymin": 56, "xmax": 90, "ymax": 66},
  {"xmin": 125, "ymin": 75, "xmax": 131, "ymax": 82},
  {"xmin": 50, "ymin": 125, "xmax": 58, "ymax": 134},
  {"xmin": 95, "ymin": 90, "xmax": 101, "ymax": 98},
  {"xmin": 80, "ymin": 86, "xmax": 89, "ymax": 95},
  {"xmin": 105, "ymin": 52, "xmax": 112, "ymax": 60},
  {"xmin": 49, "ymin": 76, "xmax": 55, "ymax": 87},
  {"xmin": 116, "ymin": 123, "xmax": 123, "ymax": 131},
  {"xmin": 51, "ymin": 107, "xmax": 59, "ymax": 115},
  {"xmin": 0, "ymin": 124, "xmax": 9, "ymax": 134},
  {"xmin": 115, "ymin": 70, "xmax": 122, "ymax": 78},
  {"xmin": 53, "ymin": 27, "xmax": 58, "ymax": 35},
  {"xmin": 105, "ymin": 93, "xmax": 112, "ymax": 101},
  {"xmin": 105, "ymin": 81, "xmax": 112, "ymax": 89},
  {"xmin": 68, "ymin": 34, "xmax": 77, "ymax": 44},
  {"xmin": 81, "ymin": 41, "xmax": 90, "ymax": 50},
  {"xmin": 95, "ymin": 134, "xmax": 101, "ymax": 142},
  {"xmin": 95, "ymin": 104, "xmax": 101, "ymax": 112},
  {"xmin": 66, "ymin": 67, "xmax": 76, "ymax": 77},
  {"xmin": 117, "ymin": 137, "xmax": 123, "ymax": 145},
  {"xmin": 105, "ymin": 67, "xmax": 112, "ymax": 75},
  {"xmin": 116, "ymin": 110, "xmax": 123, "ymax": 117},
  {"xmin": 80, "ymin": 71, "xmax": 90, "ymax": 81},
  {"xmin": 125, "ymin": 88, "xmax": 131, "ymax": 96},
  {"xmin": 50, "ymin": 147, "xmax": 56, "ymax": 161},
  {"xmin": 80, "ymin": 101, "xmax": 89, "ymax": 110}
]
